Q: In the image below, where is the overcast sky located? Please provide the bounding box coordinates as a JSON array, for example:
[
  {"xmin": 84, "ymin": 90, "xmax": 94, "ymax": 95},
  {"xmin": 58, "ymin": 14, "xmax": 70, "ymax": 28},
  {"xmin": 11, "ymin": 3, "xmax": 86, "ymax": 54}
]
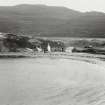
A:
[{"xmin": 0, "ymin": 0, "xmax": 105, "ymax": 12}]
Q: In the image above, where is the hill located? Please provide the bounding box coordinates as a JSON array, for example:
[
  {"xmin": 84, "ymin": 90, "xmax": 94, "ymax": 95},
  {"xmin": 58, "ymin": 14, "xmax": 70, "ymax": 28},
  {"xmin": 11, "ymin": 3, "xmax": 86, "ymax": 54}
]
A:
[
  {"xmin": 58, "ymin": 11, "xmax": 105, "ymax": 37},
  {"xmin": 0, "ymin": 4, "xmax": 105, "ymax": 37}
]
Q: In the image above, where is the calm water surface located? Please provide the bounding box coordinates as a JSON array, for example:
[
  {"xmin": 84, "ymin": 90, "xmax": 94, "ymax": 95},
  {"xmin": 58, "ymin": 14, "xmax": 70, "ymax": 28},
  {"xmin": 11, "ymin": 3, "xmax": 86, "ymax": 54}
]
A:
[{"xmin": 0, "ymin": 58, "xmax": 105, "ymax": 105}]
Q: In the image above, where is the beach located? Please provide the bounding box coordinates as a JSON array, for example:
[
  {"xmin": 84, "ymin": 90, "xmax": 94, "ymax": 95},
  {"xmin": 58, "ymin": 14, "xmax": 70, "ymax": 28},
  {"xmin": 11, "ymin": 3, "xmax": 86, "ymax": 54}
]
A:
[{"xmin": 0, "ymin": 56, "xmax": 105, "ymax": 105}]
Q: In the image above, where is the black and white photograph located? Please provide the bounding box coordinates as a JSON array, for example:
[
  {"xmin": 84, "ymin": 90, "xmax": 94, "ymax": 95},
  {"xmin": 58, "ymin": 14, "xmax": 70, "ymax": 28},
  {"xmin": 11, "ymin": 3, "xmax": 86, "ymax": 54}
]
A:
[{"xmin": 0, "ymin": 0, "xmax": 105, "ymax": 105}]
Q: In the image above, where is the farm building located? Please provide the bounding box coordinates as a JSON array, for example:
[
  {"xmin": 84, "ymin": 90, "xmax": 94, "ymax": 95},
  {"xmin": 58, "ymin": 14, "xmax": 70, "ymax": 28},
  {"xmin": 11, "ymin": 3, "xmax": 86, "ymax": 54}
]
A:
[{"xmin": 65, "ymin": 47, "xmax": 74, "ymax": 53}]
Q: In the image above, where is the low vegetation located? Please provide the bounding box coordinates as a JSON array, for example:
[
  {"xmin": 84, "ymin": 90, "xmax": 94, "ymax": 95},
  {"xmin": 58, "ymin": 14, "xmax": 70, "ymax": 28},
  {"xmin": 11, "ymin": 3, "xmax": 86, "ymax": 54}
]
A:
[
  {"xmin": 0, "ymin": 33, "xmax": 65, "ymax": 53},
  {"xmin": 1, "ymin": 33, "xmax": 105, "ymax": 55}
]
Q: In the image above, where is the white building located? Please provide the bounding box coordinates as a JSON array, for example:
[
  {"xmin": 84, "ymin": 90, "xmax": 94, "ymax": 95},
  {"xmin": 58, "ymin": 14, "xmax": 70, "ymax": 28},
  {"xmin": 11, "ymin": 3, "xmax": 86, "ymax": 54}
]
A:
[
  {"xmin": 36, "ymin": 47, "xmax": 42, "ymax": 52},
  {"xmin": 65, "ymin": 47, "xmax": 74, "ymax": 53},
  {"xmin": 47, "ymin": 43, "xmax": 51, "ymax": 52}
]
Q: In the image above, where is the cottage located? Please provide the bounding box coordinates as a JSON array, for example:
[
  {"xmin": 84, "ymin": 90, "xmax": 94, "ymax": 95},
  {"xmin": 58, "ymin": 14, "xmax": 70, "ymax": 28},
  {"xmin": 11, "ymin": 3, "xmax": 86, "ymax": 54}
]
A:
[
  {"xmin": 36, "ymin": 47, "xmax": 42, "ymax": 52},
  {"xmin": 47, "ymin": 43, "xmax": 51, "ymax": 52},
  {"xmin": 65, "ymin": 47, "xmax": 74, "ymax": 53}
]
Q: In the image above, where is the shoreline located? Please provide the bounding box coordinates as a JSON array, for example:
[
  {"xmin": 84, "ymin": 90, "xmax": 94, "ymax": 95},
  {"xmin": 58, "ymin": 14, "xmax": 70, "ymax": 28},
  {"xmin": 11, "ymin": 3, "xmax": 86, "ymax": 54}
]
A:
[
  {"xmin": 0, "ymin": 52, "xmax": 105, "ymax": 64},
  {"xmin": 0, "ymin": 52, "xmax": 104, "ymax": 59}
]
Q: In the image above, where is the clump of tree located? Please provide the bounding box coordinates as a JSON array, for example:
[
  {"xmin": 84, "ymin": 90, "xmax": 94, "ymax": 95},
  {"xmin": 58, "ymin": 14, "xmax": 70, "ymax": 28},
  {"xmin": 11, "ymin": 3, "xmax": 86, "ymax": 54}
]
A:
[
  {"xmin": 3, "ymin": 33, "xmax": 30, "ymax": 52},
  {"xmin": 38, "ymin": 38, "xmax": 65, "ymax": 52},
  {"xmin": 0, "ymin": 33, "xmax": 66, "ymax": 53}
]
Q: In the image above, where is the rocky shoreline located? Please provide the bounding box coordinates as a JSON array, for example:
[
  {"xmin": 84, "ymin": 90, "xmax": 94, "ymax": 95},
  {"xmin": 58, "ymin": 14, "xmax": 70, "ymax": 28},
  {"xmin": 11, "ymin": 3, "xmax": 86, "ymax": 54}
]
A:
[{"xmin": 0, "ymin": 52, "xmax": 105, "ymax": 64}]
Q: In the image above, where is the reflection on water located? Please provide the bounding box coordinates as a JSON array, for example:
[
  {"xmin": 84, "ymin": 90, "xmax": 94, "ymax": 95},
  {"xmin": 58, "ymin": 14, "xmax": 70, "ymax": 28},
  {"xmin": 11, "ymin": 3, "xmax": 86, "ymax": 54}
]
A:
[{"xmin": 0, "ymin": 58, "xmax": 105, "ymax": 105}]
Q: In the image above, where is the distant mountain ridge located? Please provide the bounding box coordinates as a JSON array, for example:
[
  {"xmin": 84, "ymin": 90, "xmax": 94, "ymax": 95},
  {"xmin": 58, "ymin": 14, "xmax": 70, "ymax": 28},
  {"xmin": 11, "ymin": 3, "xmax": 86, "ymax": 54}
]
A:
[{"xmin": 0, "ymin": 4, "xmax": 105, "ymax": 37}]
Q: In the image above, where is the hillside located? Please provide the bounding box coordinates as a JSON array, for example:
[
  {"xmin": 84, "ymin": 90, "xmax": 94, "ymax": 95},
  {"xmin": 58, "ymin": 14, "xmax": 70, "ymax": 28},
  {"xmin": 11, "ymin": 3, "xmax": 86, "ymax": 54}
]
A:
[
  {"xmin": 58, "ymin": 12, "xmax": 105, "ymax": 37},
  {"xmin": 0, "ymin": 4, "xmax": 105, "ymax": 37}
]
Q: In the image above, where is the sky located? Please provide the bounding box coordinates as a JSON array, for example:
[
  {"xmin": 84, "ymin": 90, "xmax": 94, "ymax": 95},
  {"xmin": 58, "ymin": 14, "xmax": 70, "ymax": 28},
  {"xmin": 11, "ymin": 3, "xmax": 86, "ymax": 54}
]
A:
[{"xmin": 0, "ymin": 0, "xmax": 105, "ymax": 12}]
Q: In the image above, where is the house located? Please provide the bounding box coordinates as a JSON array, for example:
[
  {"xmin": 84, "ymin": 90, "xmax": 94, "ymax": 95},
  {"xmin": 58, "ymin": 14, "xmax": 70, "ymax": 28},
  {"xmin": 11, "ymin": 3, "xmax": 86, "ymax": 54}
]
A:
[
  {"xmin": 65, "ymin": 47, "xmax": 74, "ymax": 53},
  {"xmin": 47, "ymin": 43, "xmax": 51, "ymax": 52},
  {"xmin": 28, "ymin": 39, "xmax": 42, "ymax": 51},
  {"xmin": 49, "ymin": 41, "xmax": 65, "ymax": 52},
  {"xmin": 36, "ymin": 47, "xmax": 42, "ymax": 52}
]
